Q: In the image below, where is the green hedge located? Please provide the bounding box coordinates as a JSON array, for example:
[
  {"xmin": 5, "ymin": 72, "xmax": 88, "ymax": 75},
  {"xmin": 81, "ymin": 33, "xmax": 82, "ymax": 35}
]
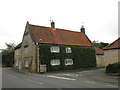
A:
[
  {"xmin": 106, "ymin": 62, "xmax": 120, "ymax": 73},
  {"xmin": 39, "ymin": 44, "xmax": 96, "ymax": 72}
]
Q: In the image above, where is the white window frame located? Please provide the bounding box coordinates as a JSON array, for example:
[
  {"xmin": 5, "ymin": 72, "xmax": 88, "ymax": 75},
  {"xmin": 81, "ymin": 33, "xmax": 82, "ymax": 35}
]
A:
[
  {"xmin": 25, "ymin": 60, "xmax": 29, "ymax": 67},
  {"xmin": 50, "ymin": 46, "xmax": 60, "ymax": 53},
  {"xmin": 65, "ymin": 59, "xmax": 73, "ymax": 65},
  {"xmin": 66, "ymin": 47, "xmax": 72, "ymax": 53},
  {"xmin": 50, "ymin": 59, "xmax": 60, "ymax": 66},
  {"xmin": 16, "ymin": 60, "xmax": 19, "ymax": 66}
]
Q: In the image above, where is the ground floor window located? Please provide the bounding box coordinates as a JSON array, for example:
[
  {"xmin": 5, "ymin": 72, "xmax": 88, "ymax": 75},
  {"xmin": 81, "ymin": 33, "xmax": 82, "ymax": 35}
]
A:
[
  {"xmin": 16, "ymin": 60, "xmax": 18, "ymax": 66},
  {"xmin": 25, "ymin": 60, "xmax": 29, "ymax": 67},
  {"xmin": 50, "ymin": 59, "xmax": 60, "ymax": 66},
  {"xmin": 65, "ymin": 59, "xmax": 73, "ymax": 65}
]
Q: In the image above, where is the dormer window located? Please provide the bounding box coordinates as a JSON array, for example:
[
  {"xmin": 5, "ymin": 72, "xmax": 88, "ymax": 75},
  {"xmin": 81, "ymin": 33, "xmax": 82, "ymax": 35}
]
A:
[
  {"xmin": 66, "ymin": 47, "xmax": 72, "ymax": 53},
  {"xmin": 50, "ymin": 46, "xmax": 60, "ymax": 53}
]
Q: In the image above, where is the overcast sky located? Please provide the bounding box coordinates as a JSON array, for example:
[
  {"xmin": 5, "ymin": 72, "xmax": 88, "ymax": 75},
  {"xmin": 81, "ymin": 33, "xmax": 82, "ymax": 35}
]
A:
[{"xmin": 0, "ymin": 0, "xmax": 119, "ymax": 49}]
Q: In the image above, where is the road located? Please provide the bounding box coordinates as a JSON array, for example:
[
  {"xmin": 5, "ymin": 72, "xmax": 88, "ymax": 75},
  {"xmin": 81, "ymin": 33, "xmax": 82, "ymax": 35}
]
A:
[{"xmin": 2, "ymin": 67, "xmax": 119, "ymax": 89}]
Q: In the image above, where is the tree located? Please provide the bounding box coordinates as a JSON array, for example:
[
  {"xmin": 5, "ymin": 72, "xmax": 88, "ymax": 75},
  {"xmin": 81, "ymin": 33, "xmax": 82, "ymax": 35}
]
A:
[
  {"xmin": 2, "ymin": 43, "xmax": 16, "ymax": 67},
  {"xmin": 92, "ymin": 40, "xmax": 109, "ymax": 49}
]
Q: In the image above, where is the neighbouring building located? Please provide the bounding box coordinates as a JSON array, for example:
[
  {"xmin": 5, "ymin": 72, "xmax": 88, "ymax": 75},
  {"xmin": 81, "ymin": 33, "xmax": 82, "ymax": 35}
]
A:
[
  {"xmin": 14, "ymin": 21, "xmax": 97, "ymax": 72},
  {"xmin": 103, "ymin": 38, "xmax": 120, "ymax": 66},
  {"xmin": 93, "ymin": 47, "xmax": 104, "ymax": 67}
]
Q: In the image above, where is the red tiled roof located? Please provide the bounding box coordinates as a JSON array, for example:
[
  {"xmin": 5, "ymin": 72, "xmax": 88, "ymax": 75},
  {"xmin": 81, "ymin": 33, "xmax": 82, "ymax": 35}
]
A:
[
  {"xmin": 29, "ymin": 24, "xmax": 92, "ymax": 47},
  {"xmin": 103, "ymin": 38, "xmax": 120, "ymax": 50},
  {"xmin": 93, "ymin": 47, "xmax": 104, "ymax": 55}
]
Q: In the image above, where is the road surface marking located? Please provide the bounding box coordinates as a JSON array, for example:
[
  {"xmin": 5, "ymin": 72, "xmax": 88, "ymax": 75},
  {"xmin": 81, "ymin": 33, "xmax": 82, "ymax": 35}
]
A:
[
  {"xmin": 26, "ymin": 79, "xmax": 43, "ymax": 85},
  {"xmin": 106, "ymin": 84, "xmax": 118, "ymax": 88},
  {"xmin": 28, "ymin": 73, "xmax": 32, "ymax": 74},
  {"xmin": 85, "ymin": 81, "xmax": 96, "ymax": 84},
  {"xmin": 47, "ymin": 76, "xmax": 76, "ymax": 81},
  {"xmin": 57, "ymin": 88, "xmax": 63, "ymax": 90},
  {"xmin": 7, "ymin": 75, "xmax": 17, "ymax": 78}
]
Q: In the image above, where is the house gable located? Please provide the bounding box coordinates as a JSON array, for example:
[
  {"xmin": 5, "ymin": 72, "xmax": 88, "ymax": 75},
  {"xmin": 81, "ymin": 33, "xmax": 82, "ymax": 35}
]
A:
[
  {"xmin": 103, "ymin": 38, "xmax": 120, "ymax": 50},
  {"xmin": 21, "ymin": 21, "xmax": 35, "ymax": 47}
]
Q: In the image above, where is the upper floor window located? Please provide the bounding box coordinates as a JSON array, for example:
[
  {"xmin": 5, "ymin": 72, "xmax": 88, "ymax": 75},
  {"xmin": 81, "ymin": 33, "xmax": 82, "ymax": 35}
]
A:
[
  {"xmin": 50, "ymin": 46, "xmax": 60, "ymax": 53},
  {"xmin": 65, "ymin": 59, "xmax": 73, "ymax": 65},
  {"xmin": 50, "ymin": 59, "xmax": 60, "ymax": 66},
  {"xmin": 66, "ymin": 47, "xmax": 72, "ymax": 53}
]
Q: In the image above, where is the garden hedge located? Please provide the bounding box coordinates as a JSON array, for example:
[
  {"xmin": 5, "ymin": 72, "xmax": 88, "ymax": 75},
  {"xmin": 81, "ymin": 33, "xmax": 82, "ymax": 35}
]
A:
[{"xmin": 39, "ymin": 44, "xmax": 96, "ymax": 72}]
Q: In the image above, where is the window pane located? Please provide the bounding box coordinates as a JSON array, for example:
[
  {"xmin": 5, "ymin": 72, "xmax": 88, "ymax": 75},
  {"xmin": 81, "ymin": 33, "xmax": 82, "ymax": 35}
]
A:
[
  {"xmin": 66, "ymin": 47, "xmax": 72, "ymax": 53},
  {"xmin": 65, "ymin": 59, "xmax": 73, "ymax": 65},
  {"xmin": 16, "ymin": 60, "xmax": 18, "ymax": 66},
  {"xmin": 50, "ymin": 46, "xmax": 60, "ymax": 53},
  {"xmin": 51, "ymin": 59, "xmax": 60, "ymax": 66},
  {"xmin": 25, "ymin": 60, "xmax": 29, "ymax": 67}
]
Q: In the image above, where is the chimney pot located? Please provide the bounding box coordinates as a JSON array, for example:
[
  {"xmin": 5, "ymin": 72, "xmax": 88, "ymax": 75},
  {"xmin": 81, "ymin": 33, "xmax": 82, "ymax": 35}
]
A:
[
  {"xmin": 81, "ymin": 25, "xmax": 85, "ymax": 33},
  {"xmin": 51, "ymin": 20, "xmax": 55, "ymax": 30}
]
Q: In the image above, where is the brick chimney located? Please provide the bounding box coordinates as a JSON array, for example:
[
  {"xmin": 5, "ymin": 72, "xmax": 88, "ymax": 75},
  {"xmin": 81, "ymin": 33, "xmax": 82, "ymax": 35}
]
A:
[
  {"xmin": 80, "ymin": 25, "xmax": 85, "ymax": 33},
  {"xmin": 51, "ymin": 20, "xmax": 55, "ymax": 30}
]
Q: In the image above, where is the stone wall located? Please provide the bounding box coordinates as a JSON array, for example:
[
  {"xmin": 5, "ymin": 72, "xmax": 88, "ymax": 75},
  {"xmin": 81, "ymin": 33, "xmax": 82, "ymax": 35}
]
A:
[
  {"xmin": 21, "ymin": 29, "xmax": 37, "ymax": 72},
  {"xmin": 103, "ymin": 49, "xmax": 119, "ymax": 66},
  {"xmin": 96, "ymin": 49, "xmax": 119, "ymax": 67},
  {"xmin": 14, "ymin": 48, "xmax": 21, "ymax": 69},
  {"xmin": 14, "ymin": 23, "xmax": 37, "ymax": 72},
  {"xmin": 96, "ymin": 55, "xmax": 104, "ymax": 67}
]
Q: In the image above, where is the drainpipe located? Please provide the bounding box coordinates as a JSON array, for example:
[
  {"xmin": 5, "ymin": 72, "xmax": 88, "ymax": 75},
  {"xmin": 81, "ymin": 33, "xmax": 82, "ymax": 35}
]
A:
[{"xmin": 36, "ymin": 43, "xmax": 40, "ymax": 73}]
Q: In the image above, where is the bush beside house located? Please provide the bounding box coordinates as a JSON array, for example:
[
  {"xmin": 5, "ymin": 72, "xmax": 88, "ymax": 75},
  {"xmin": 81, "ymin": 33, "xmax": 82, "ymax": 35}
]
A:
[{"xmin": 106, "ymin": 62, "xmax": 120, "ymax": 74}]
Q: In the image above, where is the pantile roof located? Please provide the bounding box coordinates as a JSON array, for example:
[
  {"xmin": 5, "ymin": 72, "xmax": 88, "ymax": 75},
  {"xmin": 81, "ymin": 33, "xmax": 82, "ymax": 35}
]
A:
[
  {"xmin": 93, "ymin": 47, "xmax": 104, "ymax": 55},
  {"xmin": 103, "ymin": 38, "xmax": 120, "ymax": 50},
  {"xmin": 29, "ymin": 23, "xmax": 92, "ymax": 47}
]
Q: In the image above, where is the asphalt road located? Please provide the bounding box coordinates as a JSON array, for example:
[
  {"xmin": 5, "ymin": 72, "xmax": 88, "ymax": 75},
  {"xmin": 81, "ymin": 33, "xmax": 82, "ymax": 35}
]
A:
[{"xmin": 2, "ymin": 67, "xmax": 119, "ymax": 89}]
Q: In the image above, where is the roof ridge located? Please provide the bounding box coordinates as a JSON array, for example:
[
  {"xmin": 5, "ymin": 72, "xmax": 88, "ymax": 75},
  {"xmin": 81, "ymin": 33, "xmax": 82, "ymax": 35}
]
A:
[{"xmin": 29, "ymin": 23, "xmax": 81, "ymax": 33}]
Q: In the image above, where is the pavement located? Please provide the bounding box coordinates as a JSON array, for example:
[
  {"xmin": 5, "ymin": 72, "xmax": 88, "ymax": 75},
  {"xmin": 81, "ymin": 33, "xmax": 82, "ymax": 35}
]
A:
[{"xmin": 2, "ymin": 67, "xmax": 119, "ymax": 88}]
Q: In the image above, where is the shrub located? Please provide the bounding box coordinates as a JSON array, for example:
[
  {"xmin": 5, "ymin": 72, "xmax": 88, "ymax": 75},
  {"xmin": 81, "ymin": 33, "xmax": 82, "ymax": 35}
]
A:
[{"xmin": 106, "ymin": 62, "xmax": 120, "ymax": 73}]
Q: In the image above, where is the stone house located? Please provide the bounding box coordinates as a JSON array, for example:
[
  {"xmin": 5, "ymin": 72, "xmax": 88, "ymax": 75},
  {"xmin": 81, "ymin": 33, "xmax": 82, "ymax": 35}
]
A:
[
  {"xmin": 14, "ymin": 21, "xmax": 97, "ymax": 72},
  {"xmin": 103, "ymin": 38, "xmax": 120, "ymax": 66}
]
